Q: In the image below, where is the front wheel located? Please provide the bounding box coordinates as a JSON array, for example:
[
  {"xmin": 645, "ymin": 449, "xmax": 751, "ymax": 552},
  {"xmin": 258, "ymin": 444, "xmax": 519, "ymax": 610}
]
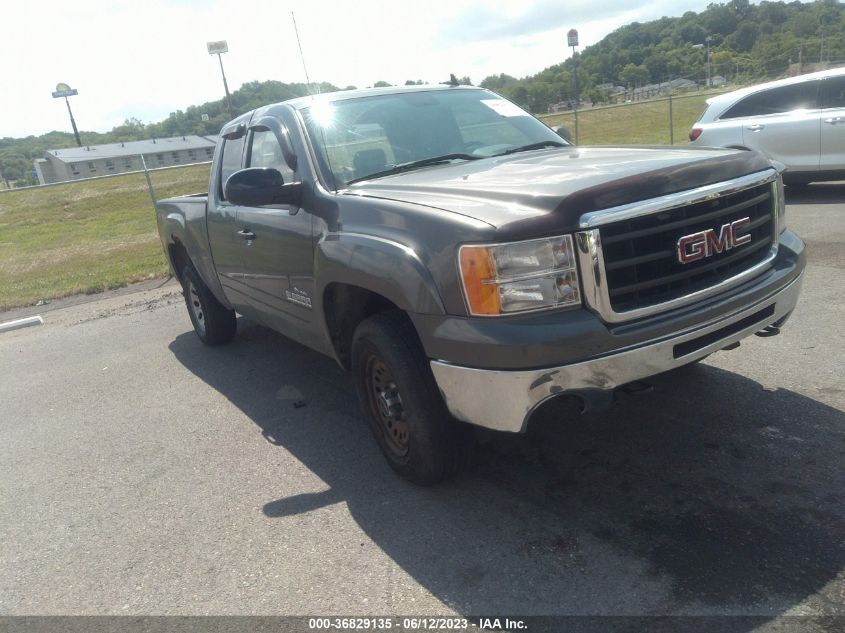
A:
[
  {"xmin": 181, "ymin": 264, "xmax": 236, "ymax": 346},
  {"xmin": 352, "ymin": 311, "xmax": 468, "ymax": 485}
]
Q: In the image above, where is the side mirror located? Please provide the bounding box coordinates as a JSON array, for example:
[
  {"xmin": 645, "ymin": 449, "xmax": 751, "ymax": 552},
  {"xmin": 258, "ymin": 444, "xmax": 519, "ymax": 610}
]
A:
[
  {"xmin": 552, "ymin": 125, "xmax": 574, "ymax": 144},
  {"xmin": 224, "ymin": 167, "xmax": 301, "ymax": 207}
]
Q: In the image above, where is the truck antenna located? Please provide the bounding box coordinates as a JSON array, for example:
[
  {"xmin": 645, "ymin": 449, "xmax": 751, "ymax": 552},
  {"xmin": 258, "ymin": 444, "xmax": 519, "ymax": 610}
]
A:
[{"xmin": 291, "ymin": 12, "xmax": 319, "ymax": 95}]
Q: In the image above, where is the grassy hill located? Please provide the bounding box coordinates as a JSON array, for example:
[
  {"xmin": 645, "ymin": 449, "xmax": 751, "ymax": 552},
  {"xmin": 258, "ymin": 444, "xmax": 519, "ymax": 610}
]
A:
[{"xmin": 482, "ymin": 0, "xmax": 845, "ymax": 114}]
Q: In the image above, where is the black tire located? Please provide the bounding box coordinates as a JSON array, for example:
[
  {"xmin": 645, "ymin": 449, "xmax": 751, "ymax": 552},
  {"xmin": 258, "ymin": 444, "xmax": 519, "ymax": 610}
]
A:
[
  {"xmin": 181, "ymin": 264, "xmax": 236, "ymax": 346},
  {"xmin": 351, "ymin": 311, "xmax": 468, "ymax": 485}
]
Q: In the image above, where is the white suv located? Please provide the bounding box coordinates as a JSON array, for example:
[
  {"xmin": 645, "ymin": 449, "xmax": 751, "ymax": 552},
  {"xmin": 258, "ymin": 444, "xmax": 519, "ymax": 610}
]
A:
[{"xmin": 689, "ymin": 67, "xmax": 845, "ymax": 184}]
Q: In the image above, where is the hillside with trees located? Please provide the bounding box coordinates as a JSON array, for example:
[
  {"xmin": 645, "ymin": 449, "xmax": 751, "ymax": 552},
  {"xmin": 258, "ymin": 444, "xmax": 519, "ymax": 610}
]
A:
[
  {"xmin": 481, "ymin": 0, "xmax": 845, "ymax": 112},
  {"xmin": 2, "ymin": 0, "xmax": 843, "ymax": 186}
]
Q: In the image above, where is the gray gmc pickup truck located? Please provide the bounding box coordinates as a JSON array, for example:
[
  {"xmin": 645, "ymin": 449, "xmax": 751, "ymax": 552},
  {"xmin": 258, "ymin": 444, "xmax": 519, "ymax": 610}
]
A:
[{"xmin": 155, "ymin": 85, "xmax": 805, "ymax": 484}]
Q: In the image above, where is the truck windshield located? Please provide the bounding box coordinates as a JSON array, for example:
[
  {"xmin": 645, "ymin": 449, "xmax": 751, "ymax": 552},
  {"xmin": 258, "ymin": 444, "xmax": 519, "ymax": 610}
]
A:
[{"xmin": 301, "ymin": 89, "xmax": 569, "ymax": 189}]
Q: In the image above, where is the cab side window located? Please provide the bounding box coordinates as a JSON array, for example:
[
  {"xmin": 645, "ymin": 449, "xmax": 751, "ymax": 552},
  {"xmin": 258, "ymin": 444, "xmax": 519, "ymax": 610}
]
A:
[
  {"xmin": 821, "ymin": 76, "xmax": 845, "ymax": 109},
  {"xmin": 218, "ymin": 135, "xmax": 246, "ymax": 201},
  {"xmin": 247, "ymin": 130, "xmax": 296, "ymax": 183},
  {"xmin": 721, "ymin": 80, "xmax": 821, "ymax": 119}
]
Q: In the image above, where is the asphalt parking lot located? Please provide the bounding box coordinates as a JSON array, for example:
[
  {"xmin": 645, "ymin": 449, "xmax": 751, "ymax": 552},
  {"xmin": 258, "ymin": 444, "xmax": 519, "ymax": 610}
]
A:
[{"xmin": 1, "ymin": 184, "xmax": 843, "ymax": 622}]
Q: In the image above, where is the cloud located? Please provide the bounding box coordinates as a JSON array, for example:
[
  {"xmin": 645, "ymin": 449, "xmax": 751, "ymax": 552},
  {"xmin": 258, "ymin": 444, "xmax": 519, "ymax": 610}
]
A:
[
  {"xmin": 438, "ymin": 0, "xmax": 647, "ymax": 42},
  {"xmin": 440, "ymin": 0, "xmax": 712, "ymax": 44}
]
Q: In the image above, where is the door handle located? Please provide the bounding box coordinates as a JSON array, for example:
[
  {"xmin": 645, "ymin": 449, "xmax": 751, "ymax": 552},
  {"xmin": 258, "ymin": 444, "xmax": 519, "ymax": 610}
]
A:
[
  {"xmin": 237, "ymin": 229, "xmax": 256, "ymax": 241},
  {"xmin": 824, "ymin": 117, "xmax": 843, "ymax": 124},
  {"xmin": 747, "ymin": 124, "xmax": 765, "ymax": 131}
]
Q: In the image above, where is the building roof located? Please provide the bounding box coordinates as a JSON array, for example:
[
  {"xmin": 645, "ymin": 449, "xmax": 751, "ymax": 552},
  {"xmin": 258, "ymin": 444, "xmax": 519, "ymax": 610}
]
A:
[{"xmin": 48, "ymin": 135, "xmax": 216, "ymax": 162}]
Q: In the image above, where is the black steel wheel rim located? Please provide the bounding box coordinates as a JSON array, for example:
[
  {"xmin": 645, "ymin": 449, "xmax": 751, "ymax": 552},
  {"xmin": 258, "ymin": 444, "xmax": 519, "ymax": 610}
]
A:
[{"xmin": 365, "ymin": 354, "xmax": 409, "ymax": 457}]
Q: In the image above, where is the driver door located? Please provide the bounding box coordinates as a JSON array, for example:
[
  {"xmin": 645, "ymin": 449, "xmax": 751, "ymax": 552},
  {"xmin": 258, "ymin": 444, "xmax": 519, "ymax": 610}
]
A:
[{"xmin": 236, "ymin": 121, "xmax": 315, "ymax": 335}]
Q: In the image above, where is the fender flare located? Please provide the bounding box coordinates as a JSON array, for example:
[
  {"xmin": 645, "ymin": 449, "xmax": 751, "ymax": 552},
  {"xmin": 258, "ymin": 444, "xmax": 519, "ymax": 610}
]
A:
[{"xmin": 315, "ymin": 233, "xmax": 446, "ymax": 316}]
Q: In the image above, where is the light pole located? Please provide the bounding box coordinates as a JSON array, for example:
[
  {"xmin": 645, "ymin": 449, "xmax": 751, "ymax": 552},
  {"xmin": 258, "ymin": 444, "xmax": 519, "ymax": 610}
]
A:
[
  {"xmin": 51, "ymin": 83, "xmax": 82, "ymax": 147},
  {"xmin": 207, "ymin": 40, "xmax": 234, "ymax": 120},
  {"xmin": 568, "ymin": 28, "xmax": 580, "ymax": 144}
]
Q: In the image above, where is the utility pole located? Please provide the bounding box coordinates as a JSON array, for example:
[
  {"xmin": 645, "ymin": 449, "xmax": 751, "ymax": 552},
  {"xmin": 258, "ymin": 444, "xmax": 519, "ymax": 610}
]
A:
[
  {"xmin": 51, "ymin": 83, "xmax": 82, "ymax": 147},
  {"xmin": 568, "ymin": 28, "xmax": 580, "ymax": 144},
  {"xmin": 207, "ymin": 40, "xmax": 234, "ymax": 120},
  {"xmin": 706, "ymin": 36, "xmax": 712, "ymax": 88}
]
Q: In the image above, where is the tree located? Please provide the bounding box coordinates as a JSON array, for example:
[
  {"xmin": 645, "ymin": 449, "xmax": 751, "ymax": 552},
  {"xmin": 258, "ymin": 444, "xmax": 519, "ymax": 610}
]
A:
[
  {"xmin": 705, "ymin": 2, "xmax": 739, "ymax": 36},
  {"xmin": 619, "ymin": 63, "xmax": 651, "ymax": 86},
  {"xmin": 509, "ymin": 86, "xmax": 529, "ymax": 109},
  {"xmin": 644, "ymin": 54, "xmax": 668, "ymax": 81},
  {"xmin": 711, "ymin": 50, "xmax": 734, "ymax": 76},
  {"xmin": 725, "ymin": 22, "xmax": 758, "ymax": 52},
  {"xmin": 373, "ymin": 81, "xmax": 393, "ymax": 87},
  {"xmin": 480, "ymin": 74, "xmax": 518, "ymax": 91}
]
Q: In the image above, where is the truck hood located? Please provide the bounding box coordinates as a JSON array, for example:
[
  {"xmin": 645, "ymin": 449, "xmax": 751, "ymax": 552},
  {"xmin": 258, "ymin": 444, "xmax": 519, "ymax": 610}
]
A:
[{"xmin": 345, "ymin": 146, "xmax": 774, "ymax": 234}]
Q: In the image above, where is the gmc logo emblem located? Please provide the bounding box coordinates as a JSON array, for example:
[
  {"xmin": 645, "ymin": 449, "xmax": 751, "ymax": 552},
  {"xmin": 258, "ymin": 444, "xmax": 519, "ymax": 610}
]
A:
[{"xmin": 677, "ymin": 217, "xmax": 752, "ymax": 264}]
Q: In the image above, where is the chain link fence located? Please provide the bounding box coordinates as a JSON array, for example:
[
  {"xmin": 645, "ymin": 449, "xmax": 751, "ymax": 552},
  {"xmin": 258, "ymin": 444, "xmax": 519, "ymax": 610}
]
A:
[{"xmin": 538, "ymin": 90, "xmax": 731, "ymax": 146}]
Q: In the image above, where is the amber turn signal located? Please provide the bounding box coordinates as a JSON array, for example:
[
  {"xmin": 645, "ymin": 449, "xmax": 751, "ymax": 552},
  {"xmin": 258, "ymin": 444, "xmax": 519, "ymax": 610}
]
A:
[{"xmin": 459, "ymin": 246, "xmax": 502, "ymax": 315}]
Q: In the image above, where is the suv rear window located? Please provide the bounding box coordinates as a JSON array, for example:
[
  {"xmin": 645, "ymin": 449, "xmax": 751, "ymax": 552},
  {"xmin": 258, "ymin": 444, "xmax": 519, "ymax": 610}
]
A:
[{"xmin": 721, "ymin": 80, "xmax": 820, "ymax": 119}]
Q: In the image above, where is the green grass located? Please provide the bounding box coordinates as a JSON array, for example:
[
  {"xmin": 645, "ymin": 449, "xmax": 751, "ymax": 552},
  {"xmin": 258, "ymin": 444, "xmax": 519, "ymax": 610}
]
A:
[
  {"xmin": 0, "ymin": 164, "xmax": 210, "ymax": 311},
  {"xmin": 539, "ymin": 91, "xmax": 721, "ymax": 145}
]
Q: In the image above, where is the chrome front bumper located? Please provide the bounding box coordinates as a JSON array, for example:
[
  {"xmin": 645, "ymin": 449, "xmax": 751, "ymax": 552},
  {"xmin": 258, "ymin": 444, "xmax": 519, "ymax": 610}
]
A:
[{"xmin": 430, "ymin": 272, "xmax": 803, "ymax": 433}]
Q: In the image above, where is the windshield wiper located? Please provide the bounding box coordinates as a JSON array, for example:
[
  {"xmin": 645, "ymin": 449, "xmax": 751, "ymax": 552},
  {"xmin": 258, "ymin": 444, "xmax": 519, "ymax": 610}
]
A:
[
  {"xmin": 496, "ymin": 140, "xmax": 567, "ymax": 156},
  {"xmin": 347, "ymin": 153, "xmax": 481, "ymax": 185}
]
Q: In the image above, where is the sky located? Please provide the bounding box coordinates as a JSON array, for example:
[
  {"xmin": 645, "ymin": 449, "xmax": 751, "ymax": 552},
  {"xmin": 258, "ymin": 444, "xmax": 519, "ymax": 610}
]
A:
[{"xmin": 2, "ymin": 0, "xmax": 711, "ymax": 138}]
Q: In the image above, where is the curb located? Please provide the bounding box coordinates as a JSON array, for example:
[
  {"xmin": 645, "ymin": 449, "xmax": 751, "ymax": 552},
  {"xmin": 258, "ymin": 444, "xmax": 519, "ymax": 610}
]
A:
[{"xmin": 0, "ymin": 315, "xmax": 44, "ymax": 333}]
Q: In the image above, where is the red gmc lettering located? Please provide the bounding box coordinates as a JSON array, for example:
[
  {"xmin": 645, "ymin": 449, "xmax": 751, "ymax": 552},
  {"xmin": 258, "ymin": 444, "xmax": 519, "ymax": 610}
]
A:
[
  {"xmin": 677, "ymin": 217, "xmax": 752, "ymax": 264},
  {"xmin": 706, "ymin": 224, "xmax": 732, "ymax": 254},
  {"xmin": 731, "ymin": 217, "xmax": 752, "ymax": 246}
]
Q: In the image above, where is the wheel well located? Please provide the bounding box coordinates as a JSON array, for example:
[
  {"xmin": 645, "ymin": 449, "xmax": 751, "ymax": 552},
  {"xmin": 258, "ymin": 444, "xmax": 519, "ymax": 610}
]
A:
[
  {"xmin": 324, "ymin": 283, "xmax": 402, "ymax": 369},
  {"xmin": 168, "ymin": 239, "xmax": 191, "ymax": 281}
]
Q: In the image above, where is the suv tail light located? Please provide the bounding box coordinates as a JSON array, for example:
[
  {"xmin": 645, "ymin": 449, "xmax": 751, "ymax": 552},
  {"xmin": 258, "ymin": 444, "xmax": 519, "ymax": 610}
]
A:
[{"xmin": 689, "ymin": 127, "xmax": 703, "ymax": 141}]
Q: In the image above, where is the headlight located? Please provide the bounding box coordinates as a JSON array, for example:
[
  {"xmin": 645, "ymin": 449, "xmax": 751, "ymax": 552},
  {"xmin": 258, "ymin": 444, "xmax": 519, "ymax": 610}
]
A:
[
  {"xmin": 459, "ymin": 235, "xmax": 581, "ymax": 316},
  {"xmin": 775, "ymin": 175, "xmax": 786, "ymax": 234}
]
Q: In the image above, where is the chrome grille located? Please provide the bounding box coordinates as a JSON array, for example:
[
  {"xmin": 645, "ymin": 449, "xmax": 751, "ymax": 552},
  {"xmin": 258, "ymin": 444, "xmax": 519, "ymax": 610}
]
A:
[
  {"xmin": 600, "ymin": 182, "xmax": 775, "ymax": 312},
  {"xmin": 575, "ymin": 170, "xmax": 780, "ymax": 323}
]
